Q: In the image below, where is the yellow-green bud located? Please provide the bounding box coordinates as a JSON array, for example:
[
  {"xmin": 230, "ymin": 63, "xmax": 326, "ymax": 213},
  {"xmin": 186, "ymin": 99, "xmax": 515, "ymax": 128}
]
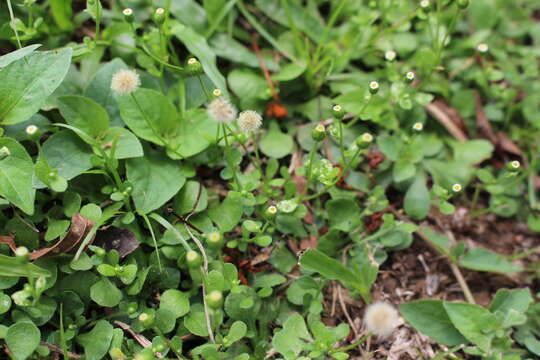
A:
[
  {"xmin": 186, "ymin": 250, "xmax": 203, "ymax": 268},
  {"xmin": 457, "ymin": 0, "xmax": 469, "ymax": 9},
  {"xmin": 138, "ymin": 312, "xmax": 155, "ymax": 328},
  {"xmin": 122, "ymin": 8, "xmax": 134, "ymax": 23},
  {"xmin": 356, "ymin": 133, "xmax": 374, "ymax": 148},
  {"xmin": 206, "ymin": 290, "xmax": 223, "ymax": 308},
  {"xmin": 186, "ymin": 57, "xmax": 203, "ymax": 76},
  {"xmin": 311, "ymin": 124, "xmax": 326, "ymax": 142},
  {"xmin": 153, "ymin": 8, "xmax": 165, "ymax": 25},
  {"xmin": 332, "ymin": 105, "xmax": 346, "ymax": 120}
]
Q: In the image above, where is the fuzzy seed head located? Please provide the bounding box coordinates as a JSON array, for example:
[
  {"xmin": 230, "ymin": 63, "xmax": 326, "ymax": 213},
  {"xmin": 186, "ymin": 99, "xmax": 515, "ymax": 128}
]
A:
[
  {"xmin": 385, "ymin": 50, "xmax": 397, "ymax": 61},
  {"xmin": 420, "ymin": 0, "xmax": 430, "ymax": 8},
  {"xmin": 155, "ymin": 7, "xmax": 165, "ymax": 15},
  {"xmin": 369, "ymin": 81, "xmax": 379, "ymax": 90},
  {"xmin": 25, "ymin": 125, "xmax": 38, "ymax": 135},
  {"xmin": 267, "ymin": 205, "xmax": 278, "ymax": 214},
  {"xmin": 212, "ymin": 89, "xmax": 222, "ymax": 97},
  {"xmin": 122, "ymin": 8, "xmax": 133, "ymax": 16},
  {"xmin": 406, "ymin": 72, "xmax": 416, "ymax": 81},
  {"xmin": 207, "ymin": 97, "xmax": 237, "ymax": 123},
  {"xmin": 237, "ymin": 110, "xmax": 262, "ymax": 132},
  {"xmin": 452, "ymin": 183, "xmax": 462, "ymax": 192},
  {"xmin": 187, "ymin": 57, "xmax": 198, "ymax": 65},
  {"xmin": 361, "ymin": 133, "xmax": 374, "ymax": 143},
  {"xmin": 111, "ymin": 69, "xmax": 140, "ymax": 95},
  {"xmin": 510, "ymin": 160, "xmax": 520, "ymax": 169},
  {"xmin": 364, "ymin": 302, "xmax": 399, "ymax": 337},
  {"xmin": 477, "ymin": 43, "xmax": 489, "ymax": 53},
  {"xmin": 413, "ymin": 122, "xmax": 423, "ymax": 131}
]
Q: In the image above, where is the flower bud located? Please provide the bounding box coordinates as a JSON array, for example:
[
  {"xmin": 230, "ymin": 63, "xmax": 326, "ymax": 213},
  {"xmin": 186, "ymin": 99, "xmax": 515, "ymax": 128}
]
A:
[
  {"xmin": 384, "ymin": 50, "xmax": 396, "ymax": 62},
  {"xmin": 186, "ymin": 250, "xmax": 203, "ymax": 268},
  {"xmin": 0, "ymin": 146, "xmax": 11, "ymax": 160},
  {"xmin": 15, "ymin": 246, "xmax": 29, "ymax": 262},
  {"xmin": 412, "ymin": 122, "xmax": 423, "ymax": 131},
  {"xmin": 457, "ymin": 0, "xmax": 469, "ymax": 9},
  {"xmin": 452, "ymin": 183, "xmax": 462, "ymax": 193},
  {"xmin": 508, "ymin": 160, "xmax": 520, "ymax": 172},
  {"xmin": 265, "ymin": 205, "xmax": 278, "ymax": 218},
  {"xmin": 311, "ymin": 124, "xmax": 326, "ymax": 142},
  {"xmin": 122, "ymin": 8, "xmax": 134, "ymax": 23},
  {"xmin": 133, "ymin": 348, "xmax": 155, "ymax": 360},
  {"xmin": 356, "ymin": 133, "xmax": 374, "ymax": 148},
  {"xmin": 405, "ymin": 71, "xmax": 416, "ymax": 83},
  {"xmin": 110, "ymin": 348, "xmax": 127, "ymax": 360},
  {"xmin": 206, "ymin": 290, "xmax": 224, "ymax": 309},
  {"xmin": 332, "ymin": 105, "xmax": 346, "ymax": 120},
  {"xmin": 186, "ymin": 57, "xmax": 203, "ymax": 76},
  {"xmin": 207, "ymin": 231, "xmax": 224, "ymax": 249},
  {"xmin": 420, "ymin": 0, "xmax": 431, "ymax": 12},
  {"xmin": 369, "ymin": 81, "xmax": 379, "ymax": 94},
  {"xmin": 153, "ymin": 8, "xmax": 165, "ymax": 25},
  {"xmin": 138, "ymin": 312, "xmax": 155, "ymax": 328}
]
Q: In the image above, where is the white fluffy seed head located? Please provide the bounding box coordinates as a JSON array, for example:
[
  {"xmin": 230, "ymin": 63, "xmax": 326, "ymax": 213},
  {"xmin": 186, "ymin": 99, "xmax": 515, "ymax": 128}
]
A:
[
  {"xmin": 477, "ymin": 43, "xmax": 489, "ymax": 53},
  {"xmin": 207, "ymin": 97, "xmax": 237, "ymax": 123},
  {"xmin": 413, "ymin": 122, "xmax": 423, "ymax": 131},
  {"xmin": 111, "ymin": 69, "xmax": 140, "ymax": 95},
  {"xmin": 385, "ymin": 50, "xmax": 397, "ymax": 61},
  {"xmin": 25, "ymin": 125, "xmax": 38, "ymax": 135},
  {"xmin": 364, "ymin": 302, "xmax": 399, "ymax": 337},
  {"xmin": 237, "ymin": 110, "xmax": 262, "ymax": 132},
  {"xmin": 452, "ymin": 183, "xmax": 462, "ymax": 192}
]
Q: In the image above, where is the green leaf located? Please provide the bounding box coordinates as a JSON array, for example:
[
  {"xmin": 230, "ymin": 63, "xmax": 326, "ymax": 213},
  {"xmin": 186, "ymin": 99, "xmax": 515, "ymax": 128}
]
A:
[
  {"xmin": 400, "ymin": 300, "xmax": 468, "ymax": 346},
  {"xmin": 458, "ymin": 248, "xmax": 522, "ymax": 274},
  {"xmin": 77, "ymin": 320, "xmax": 113, "ymax": 360},
  {"xmin": 489, "ymin": 288, "xmax": 532, "ymax": 315},
  {"xmin": 404, "ymin": 175, "xmax": 430, "ymax": 220},
  {"xmin": 171, "ymin": 23, "xmax": 228, "ymax": 95},
  {"xmin": 228, "ymin": 68, "xmax": 268, "ymax": 108},
  {"xmin": 443, "ymin": 302, "xmax": 498, "ymax": 352},
  {"xmin": 0, "ymin": 138, "xmax": 35, "ymax": 215},
  {"xmin": 90, "ymin": 278, "xmax": 122, "ymax": 307},
  {"xmin": 208, "ymin": 193, "xmax": 243, "ymax": 232},
  {"xmin": 176, "ymin": 109, "xmax": 219, "ymax": 158},
  {"xmin": 393, "ymin": 160, "xmax": 416, "ymax": 182},
  {"xmin": 155, "ymin": 308, "xmax": 176, "ymax": 333},
  {"xmin": 326, "ymin": 198, "xmax": 361, "ymax": 231},
  {"xmin": 224, "ymin": 321, "xmax": 247, "ymax": 346},
  {"xmin": 50, "ymin": 0, "xmax": 74, "ymax": 31},
  {"xmin": 126, "ymin": 148, "xmax": 186, "ymax": 214},
  {"xmin": 173, "ymin": 180, "xmax": 208, "ymax": 215},
  {"xmin": 0, "ymin": 44, "xmax": 41, "ymax": 68},
  {"xmin": 419, "ymin": 227, "xmax": 451, "ymax": 256},
  {"xmin": 6, "ymin": 322, "xmax": 40, "ymax": 360},
  {"xmin": 260, "ymin": 121, "xmax": 294, "ymax": 159},
  {"xmin": 299, "ymin": 249, "xmax": 359, "ymax": 288},
  {"xmin": 272, "ymin": 314, "xmax": 312, "ymax": 359},
  {"xmin": 58, "ymin": 95, "xmax": 109, "ymax": 139},
  {"xmin": 184, "ymin": 307, "xmax": 209, "ymax": 336},
  {"xmin": 102, "ymin": 127, "xmax": 144, "ymax": 159},
  {"xmin": 0, "ymin": 48, "xmax": 73, "ymax": 124},
  {"xmin": 271, "ymin": 62, "xmax": 306, "ymax": 82},
  {"xmin": 160, "ymin": 289, "xmax": 190, "ymax": 318},
  {"xmin": 117, "ymin": 88, "xmax": 179, "ymax": 146},
  {"xmin": 451, "ymin": 140, "xmax": 494, "ymax": 166}
]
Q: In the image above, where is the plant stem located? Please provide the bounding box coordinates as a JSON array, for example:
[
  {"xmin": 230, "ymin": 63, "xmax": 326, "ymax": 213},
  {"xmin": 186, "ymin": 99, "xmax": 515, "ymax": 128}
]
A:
[
  {"xmin": 449, "ymin": 262, "xmax": 475, "ymax": 304},
  {"xmin": 6, "ymin": 0, "xmax": 22, "ymax": 49},
  {"xmin": 330, "ymin": 333, "xmax": 371, "ymax": 353},
  {"xmin": 222, "ymin": 123, "xmax": 242, "ymax": 190}
]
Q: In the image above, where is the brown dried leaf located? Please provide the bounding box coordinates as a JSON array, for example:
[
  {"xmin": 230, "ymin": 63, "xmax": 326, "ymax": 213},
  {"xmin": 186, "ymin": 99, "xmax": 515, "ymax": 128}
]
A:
[
  {"xmin": 93, "ymin": 226, "xmax": 140, "ymax": 258},
  {"xmin": 474, "ymin": 91, "xmax": 497, "ymax": 143},
  {"xmin": 0, "ymin": 235, "xmax": 16, "ymax": 252},
  {"xmin": 425, "ymin": 100, "xmax": 468, "ymax": 142},
  {"xmin": 496, "ymin": 132, "xmax": 523, "ymax": 156},
  {"xmin": 30, "ymin": 213, "xmax": 94, "ymax": 260}
]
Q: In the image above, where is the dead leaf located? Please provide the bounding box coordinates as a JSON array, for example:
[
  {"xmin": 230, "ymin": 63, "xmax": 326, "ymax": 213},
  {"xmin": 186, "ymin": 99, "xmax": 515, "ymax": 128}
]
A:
[
  {"xmin": 474, "ymin": 91, "xmax": 497, "ymax": 143},
  {"xmin": 29, "ymin": 213, "xmax": 94, "ymax": 260},
  {"xmin": 0, "ymin": 235, "xmax": 16, "ymax": 252},
  {"xmin": 425, "ymin": 100, "xmax": 468, "ymax": 142},
  {"xmin": 496, "ymin": 132, "xmax": 523, "ymax": 157},
  {"xmin": 93, "ymin": 226, "xmax": 140, "ymax": 258}
]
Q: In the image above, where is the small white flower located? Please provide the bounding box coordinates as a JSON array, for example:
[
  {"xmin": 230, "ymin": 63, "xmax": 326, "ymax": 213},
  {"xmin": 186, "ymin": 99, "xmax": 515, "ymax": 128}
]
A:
[
  {"xmin": 208, "ymin": 97, "xmax": 237, "ymax": 123},
  {"xmin": 208, "ymin": 232, "xmax": 221, "ymax": 243},
  {"xmin": 361, "ymin": 133, "xmax": 374, "ymax": 142},
  {"xmin": 315, "ymin": 124, "xmax": 325, "ymax": 132},
  {"xmin": 111, "ymin": 69, "xmax": 140, "ymax": 95},
  {"xmin": 369, "ymin": 81, "xmax": 379, "ymax": 90},
  {"xmin": 237, "ymin": 110, "xmax": 262, "ymax": 132},
  {"xmin": 510, "ymin": 160, "xmax": 520, "ymax": 169},
  {"xmin": 122, "ymin": 8, "xmax": 133, "ymax": 16},
  {"xmin": 187, "ymin": 57, "xmax": 198, "ymax": 65},
  {"xmin": 15, "ymin": 246, "xmax": 29, "ymax": 257},
  {"xmin": 412, "ymin": 122, "xmax": 423, "ymax": 131},
  {"xmin": 0, "ymin": 146, "xmax": 10, "ymax": 157},
  {"xmin": 385, "ymin": 50, "xmax": 397, "ymax": 61},
  {"xmin": 212, "ymin": 89, "xmax": 222, "ymax": 97},
  {"xmin": 333, "ymin": 105, "xmax": 342, "ymax": 112},
  {"xmin": 25, "ymin": 125, "xmax": 38, "ymax": 135},
  {"xmin": 267, "ymin": 205, "xmax": 278, "ymax": 214},
  {"xmin": 452, "ymin": 183, "xmax": 462, "ymax": 192},
  {"xmin": 364, "ymin": 302, "xmax": 399, "ymax": 337},
  {"xmin": 406, "ymin": 72, "xmax": 416, "ymax": 81},
  {"xmin": 420, "ymin": 0, "xmax": 430, "ymax": 8},
  {"xmin": 477, "ymin": 43, "xmax": 489, "ymax": 53},
  {"xmin": 155, "ymin": 8, "xmax": 165, "ymax": 15}
]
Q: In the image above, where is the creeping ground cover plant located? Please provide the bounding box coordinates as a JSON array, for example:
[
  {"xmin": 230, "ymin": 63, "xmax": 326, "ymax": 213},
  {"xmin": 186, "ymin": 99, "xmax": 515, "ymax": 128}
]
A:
[{"xmin": 1, "ymin": 0, "xmax": 540, "ymax": 359}]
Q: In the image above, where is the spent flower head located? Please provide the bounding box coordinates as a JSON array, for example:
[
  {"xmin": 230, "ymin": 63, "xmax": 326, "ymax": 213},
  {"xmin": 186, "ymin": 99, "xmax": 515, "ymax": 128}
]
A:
[
  {"xmin": 364, "ymin": 302, "xmax": 399, "ymax": 337},
  {"xmin": 207, "ymin": 97, "xmax": 237, "ymax": 123},
  {"xmin": 111, "ymin": 69, "xmax": 140, "ymax": 95},
  {"xmin": 237, "ymin": 110, "xmax": 262, "ymax": 132}
]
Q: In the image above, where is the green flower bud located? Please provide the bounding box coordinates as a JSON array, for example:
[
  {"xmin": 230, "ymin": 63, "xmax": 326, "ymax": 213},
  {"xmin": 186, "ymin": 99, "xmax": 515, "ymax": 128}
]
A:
[
  {"xmin": 405, "ymin": 71, "xmax": 416, "ymax": 83},
  {"xmin": 356, "ymin": 133, "xmax": 374, "ymax": 148},
  {"xmin": 265, "ymin": 205, "xmax": 278, "ymax": 218},
  {"xmin": 186, "ymin": 57, "xmax": 203, "ymax": 76},
  {"xmin": 420, "ymin": 0, "xmax": 431, "ymax": 12},
  {"xmin": 368, "ymin": 81, "xmax": 379, "ymax": 94},
  {"xmin": 15, "ymin": 246, "xmax": 29, "ymax": 262},
  {"xmin": 110, "ymin": 348, "xmax": 127, "ymax": 360},
  {"xmin": 507, "ymin": 160, "xmax": 520, "ymax": 172},
  {"xmin": 153, "ymin": 8, "xmax": 165, "ymax": 25},
  {"xmin": 331, "ymin": 104, "xmax": 346, "ymax": 120},
  {"xmin": 207, "ymin": 231, "xmax": 224, "ymax": 249},
  {"xmin": 311, "ymin": 124, "xmax": 326, "ymax": 142},
  {"xmin": 138, "ymin": 312, "xmax": 155, "ymax": 328},
  {"xmin": 134, "ymin": 348, "xmax": 155, "ymax": 360},
  {"xmin": 122, "ymin": 8, "xmax": 134, "ymax": 23},
  {"xmin": 206, "ymin": 290, "xmax": 224, "ymax": 309},
  {"xmin": 457, "ymin": 0, "xmax": 469, "ymax": 9},
  {"xmin": 186, "ymin": 250, "xmax": 203, "ymax": 268}
]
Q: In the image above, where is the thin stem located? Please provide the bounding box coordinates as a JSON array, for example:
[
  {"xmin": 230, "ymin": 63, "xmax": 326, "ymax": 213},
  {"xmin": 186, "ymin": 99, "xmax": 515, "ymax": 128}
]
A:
[
  {"xmin": 301, "ymin": 144, "xmax": 317, "ymax": 200},
  {"xmin": 449, "ymin": 262, "xmax": 475, "ymax": 304},
  {"xmin": 6, "ymin": 0, "xmax": 22, "ymax": 49},
  {"xmin": 338, "ymin": 120, "xmax": 346, "ymax": 167},
  {"xmin": 330, "ymin": 333, "xmax": 371, "ymax": 353},
  {"xmin": 142, "ymin": 214, "xmax": 163, "ymax": 273},
  {"xmin": 95, "ymin": 0, "xmax": 102, "ymax": 40},
  {"xmin": 222, "ymin": 123, "xmax": 242, "ymax": 190},
  {"xmin": 312, "ymin": 0, "xmax": 347, "ymax": 65},
  {"xmin": 470, "ymin": 184, "xmax": 481, "ymax": 213}
]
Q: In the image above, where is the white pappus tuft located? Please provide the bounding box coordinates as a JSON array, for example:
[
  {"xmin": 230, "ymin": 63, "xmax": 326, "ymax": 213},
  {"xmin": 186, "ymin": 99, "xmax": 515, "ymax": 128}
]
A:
[
  {"xmin": 237, "ymin": 110, "xmax": 263, "ymax": 132},
  {"xmin": 111, "ymin": 69, "xmax": 140, "ymax": 95},
  {"xmin": 207, "ymin": 97, "xmax": 238, "ymax": 123},
  {"xmin": 364, "ymin": 302, "xmax": 399, "ymax": 337}
]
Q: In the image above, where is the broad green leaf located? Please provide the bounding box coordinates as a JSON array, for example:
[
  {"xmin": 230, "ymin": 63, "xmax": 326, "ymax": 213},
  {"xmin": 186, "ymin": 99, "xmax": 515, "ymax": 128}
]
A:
[
  {"xmin": 172, "ymin": 23, "xmax": 227, "ymax": 95},
  {"xmin": 225, "ymin": 321, "xmax": 247, "ymax": 345},
  {"xmin": 102, "ymin": 127, "xmax": 143, "ymax": 159},
  {"xmin": 173, "ymin": 180, "xmax": 208, "ymax": 215},
  {"xmin": 84, "ymin": 58, "xmax": 128, "ymax": 126},
  {"xmin": 271, "ymin": 62, "xmax": 306, "ymax": 81},
  {"xmin": 184, "ymin": 307, "xmax": 209, "ymax": 336},
  {"xmin": 489, "ymin": 288, "xmax": 532, "ymax": 315},
  {"xmin": 117, "ymin": 88, "xmax": 179, "ymax": 146},
  {"xmin": 400, "ymin": 300, "xmax": 467, "ymax": 346},
  {"xmin": 90, "ymin": 278, "xmax": 122, "ymax": 307},
  {"xmin": 393, "ymin": 160, "xmax": 416, "ymax": 182},
  {"xmin": 0, "ymin": 48, "xmax": 72, "ymax": 124},
  {"xmin": 37, "ymin": 130, "xmax": 93, "ymax": 187},
  {"xmin": 272, "ymin": 314, "xmax": 312, "ymax": 359},
  {"xmin": 176, "ymin": 109, "xmax": 219, "ymax": 157},
  {"xmin": 58, "ymin": 95, "xmax": 109, "ymax": 138},
  {"xmin": 260, "ymin": 121, "xmax": 294, "ymax": 159},
  {"xmin": 300, "ymin": 249, "xmax": 358, "ymax": 287},
  {"xmin": 160, "ymin": 289, "xmax": 190, "ymax": 318},
  {"xmin": 126, "ymin": 148, "xmax": 186, "ymax": 214},
  {"xmin": 228, "ymin": 68, "xmax": 268, "ymax": 108},
  {"xmin": 419, "ymin": 227, "xmax": 451, "ymax": 256},
  {"xmin": 451, "ymin": 140, "xmax": 494, "ymax": 166},
  {"xmin": 458, "ymin": 248, "xmax": 522, "ymax": 274},
  {"xmin": 170, "ymin": 0, "xmax": 207, "ymax": 33},
  {"xmin": 208, "ymin": 193, "xmax": 243, "ymax": 232},
  {"xmin": 6, "ymin": 322, "xmax": 40, "ymax": 360},
  {"xmin": 155, "ymin": 308, "xmax": 176, "ymax": 333},
  {"xmin": 0, "ymin": 292, "xmax": 11, "ymax": 314},
  {"xmin": 443, "ymin": 302, "xmax": 498, "ymax": 352},
  {"xmin": 0, "ymin": 44, "xmax": 41, "ymax": 68},
  {"xmin": 0, "ymin": 138, "xmax": 35, "ymax": 215},
  {"xmin": 50, "ymin": 0, "xmax": 74, "ymax": 31},
  {"xmin": 77, "ymin": 320, "xmax": 113, "ymax": 360},
  {"xmin": 326, "ymin": 198, "xmax": 361, "ymax": 231},
  {"xmin": 404, "ymin": 175, "xmax": 430, "ymax": 220}
]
